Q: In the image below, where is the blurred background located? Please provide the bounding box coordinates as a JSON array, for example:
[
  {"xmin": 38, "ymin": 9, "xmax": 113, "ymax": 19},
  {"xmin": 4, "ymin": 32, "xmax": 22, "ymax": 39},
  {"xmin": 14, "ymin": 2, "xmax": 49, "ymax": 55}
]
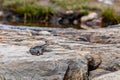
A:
[{"xmin": 0, "ymin": 0, "xmax": 120, "ymax": 29}]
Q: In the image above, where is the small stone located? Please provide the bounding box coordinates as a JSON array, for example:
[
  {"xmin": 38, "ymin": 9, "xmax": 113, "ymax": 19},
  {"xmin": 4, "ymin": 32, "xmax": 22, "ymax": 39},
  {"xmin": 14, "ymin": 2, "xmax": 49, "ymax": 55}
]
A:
[
  {"xmin": 39, "ymin": 31, "xmax": 51, "ymax": 35},
  {"xmin": 81, "ymin": 12, "xmax": 102, "ymax": 29},
  {"xmin": 0, "ymin": 11, "xmax": 3, "ymax": 17},
  {"xmin": 73, "ymin": 20, "xmax": 78, "ymax": 25},
  {"xmin": 81, "ymin": 12, "xmax": 98, "ymax": 22},
  {"xmin": 66, "ymin": 10, "xmax": 74, "ymax": 14}
]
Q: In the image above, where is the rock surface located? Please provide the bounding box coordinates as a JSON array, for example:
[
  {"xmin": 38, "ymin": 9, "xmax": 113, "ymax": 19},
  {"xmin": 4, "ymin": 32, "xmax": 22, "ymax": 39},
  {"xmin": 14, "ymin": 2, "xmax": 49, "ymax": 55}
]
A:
[
  {"xmin": 0, "ymin": 25, "xmax": 120, "ymax": 80},
  {"xmin": 93, "ymin": 70, "xmax": 120, "ymax": 80},
  {"xmin": 0, "ymin": 43, "xmax": 88, "ymax": 80},
  {"xmin": 81, "ymin": 12, "xmax": 102, "ymax": 29}
]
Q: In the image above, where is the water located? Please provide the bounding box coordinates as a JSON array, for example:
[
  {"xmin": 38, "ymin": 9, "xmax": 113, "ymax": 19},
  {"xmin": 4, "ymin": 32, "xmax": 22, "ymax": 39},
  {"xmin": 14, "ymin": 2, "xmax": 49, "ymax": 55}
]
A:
[{"xmin": 0, "ymin": 23, "xmax": 76, "ymax": 31}]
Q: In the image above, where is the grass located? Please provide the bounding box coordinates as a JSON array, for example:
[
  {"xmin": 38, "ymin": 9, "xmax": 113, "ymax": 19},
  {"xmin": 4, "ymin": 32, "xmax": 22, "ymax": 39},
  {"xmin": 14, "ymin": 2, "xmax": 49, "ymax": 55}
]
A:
[
  {"xmin": 2, "ymin": 0, "xmax": 56, "ymax": 23},
  {"xmin": 16, "ymin": 4, "xmax": 55, "ymax": 17},
  {"xmin": 101, "ymin": 7, "xmax": 120, "ymax": 27},
  {"xmin": 1, "ymin": 0, "xmax": 120, "ymax": 27},
  {"xmin": 50, "ymin": 0, "xmax": 88, "ymax": 9},
  {"xmin": 50, "ymin": 0, "xmax": 98, "ymax": 11},
  {"xmin": 2, "ymin": 0, "xmax": 56, "ymax": 14}
]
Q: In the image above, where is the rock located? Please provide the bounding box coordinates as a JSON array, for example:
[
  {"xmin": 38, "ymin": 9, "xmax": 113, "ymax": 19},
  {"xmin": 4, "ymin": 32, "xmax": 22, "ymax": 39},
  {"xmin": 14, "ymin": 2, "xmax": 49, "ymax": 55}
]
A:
[
  {"xmin": 107, "ymin": 24, "xmax": 120, "ymax": 28},
  {"xmin": 93, "ymin": 70, "xmax": 120, "ymax": 80},
  {"xmin": 89, "ymin": 69, "xmax": 111, "ymax": 78},
  {"xmin": 81, "ymin": 12, "xmax": 102, "ymax": 29},
  {"xmin": 57, "ymin": 12, "xmax": 81, "ymax": 25},
  {"xmin": 81, "ymin": 24, "xmax": 93, "ymax": 29},
  {"xmin": 88, "ymin": 54, "xmax": 102, "ymax": 71},
  {"xmin": 0, "ymin": 11, "xmax": 4, "ymax": 20},
  {"xmin": 81, "ymin": 12, "xmax": 98, "ymax": 22},
  {"xmin": 103, "ymin": 57, "xmax": 120, "ymax": 71},
  {"xmin": 65, "ymin": 10, "xmax": 74, "ymax": 14},
  {"xmin": 0, "ymin": 25, "xmax": 120, "ymax": 79},
  {"xmin": 80, "ymin": 51, "xmax": 102, "ymax": 71},
  {"xmin": 0, "ymin": 43, "xmax": 88, "ymax": 80},
  {"xmin": 63, "ymin": 59, "xmax": 88, "ymax": 80},
  {"xmin": 39, "ymin": 31, "xmax": 51, "ymax": 35},
  {"xmin": 0, "ymin": 28, "xmax": 89, "ymax": 80},
  {"xmin": 0, "ymin": 11, "xmax": 3, "ymax": 16},
  {"xmin": 98, "ymin": 0, "xmax": 113, "ymax": 5}
]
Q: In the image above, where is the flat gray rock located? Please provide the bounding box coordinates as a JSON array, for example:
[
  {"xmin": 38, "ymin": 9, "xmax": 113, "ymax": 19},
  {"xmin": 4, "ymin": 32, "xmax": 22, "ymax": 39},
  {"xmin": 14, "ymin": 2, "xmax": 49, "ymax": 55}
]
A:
[
  {"xmin": 0, "ymin": 26, "xmax": 120, "ymax": 80},
  {"xmin": 0, "ymin": 43, "xmax": 88, "ymax": 80},
  {"xmin": 93, "ymin": 70, "xmax": 120, "ymax": 80}
]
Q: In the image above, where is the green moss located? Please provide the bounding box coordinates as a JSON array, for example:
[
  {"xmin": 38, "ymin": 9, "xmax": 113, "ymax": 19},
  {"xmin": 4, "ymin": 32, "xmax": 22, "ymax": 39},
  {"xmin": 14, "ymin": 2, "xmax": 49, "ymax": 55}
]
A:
[
  {"xmin": 79, "ymin": 10, "xmax": 89, "ymax": 16},
  {"xmin": 50, "ymin": 0, "xmax": 88, "ymax": 10},
  {"xmin": 101, "ymin": 7, "xmax": 120, "ymax": 26},
  {"xmin": 102, "ymin": 7, "xmax": 115, "ymax": 18},
  {"xmin": 2, "ymin": 0, "xmax": 120, "ymax": 27},
  {"xmin": 115, "ymin": 15, "xmax": 120, "ymax": 23},
  {"xmin": 2, "ymin": 0, "xmax": 56, "ymax": 18},
  {"xmin": 50, "ymin": 0, "xmax": 99, "ymax": 16},
  {"xmin": 2, "ymin": 0, "xmax": 22, "ymax": 7}
]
